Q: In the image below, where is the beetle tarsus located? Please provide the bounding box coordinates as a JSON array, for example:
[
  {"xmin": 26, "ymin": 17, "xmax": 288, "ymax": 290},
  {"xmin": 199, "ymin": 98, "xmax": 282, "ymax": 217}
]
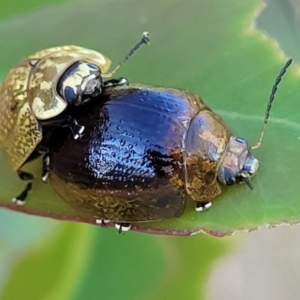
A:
[
  {"xmin": 12, "ymin": 171, "xmax": 34, "ymax": 205},
  {"xmin": 95, "ymin": 219, "xmax": 111, "ymax": 227},
  {"xmin": 115, "ymin": 223, "xmax": 131, "ymax": 233},
  {"xmin": 40, "ymin": 115, "xmax": 85, "ymax": 139},
  {"xmin": 69, "ymin": 119, "xmax": 85, "ymax": 140},
  {"xmin": 103, "ymin": 77, "xmax": 129, "ymax": 89},
  {"xmin": 195, "ymin": 201, "xmax": 212, "ymax": 212},
  {"xmin": 42, "ymin": 154, "xmax": 50, "ymax": 182}
]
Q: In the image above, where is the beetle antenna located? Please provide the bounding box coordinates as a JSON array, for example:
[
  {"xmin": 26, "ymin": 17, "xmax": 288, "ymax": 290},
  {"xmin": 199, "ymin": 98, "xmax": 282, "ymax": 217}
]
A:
[
  {"xmin": 102, "ymin": 32, "xmax": 150, "ymax": 78},
  {"xmin": 251, "ymin": 58, "xmax": 293, "ymax": 150}
]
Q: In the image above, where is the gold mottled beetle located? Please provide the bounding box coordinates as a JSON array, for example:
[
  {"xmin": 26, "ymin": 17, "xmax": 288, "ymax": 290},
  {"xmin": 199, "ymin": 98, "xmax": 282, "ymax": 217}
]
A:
[
  {"xmin": 48, "ymin": 60, "xmax": 292, "ymax": 233},
  {"xmin": 0, "ymin": 32, "xmax": 149, "ymax": 204}
]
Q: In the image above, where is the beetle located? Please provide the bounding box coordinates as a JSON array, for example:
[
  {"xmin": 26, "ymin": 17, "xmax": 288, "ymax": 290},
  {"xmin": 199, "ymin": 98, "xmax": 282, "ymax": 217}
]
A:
[
  {"xmin": 47, "ymin": 59, "xmax": 292, "ymax": 232},
  {"xmin": 0, "ymin": 32, "xmax": 149, "ymax": 204}
]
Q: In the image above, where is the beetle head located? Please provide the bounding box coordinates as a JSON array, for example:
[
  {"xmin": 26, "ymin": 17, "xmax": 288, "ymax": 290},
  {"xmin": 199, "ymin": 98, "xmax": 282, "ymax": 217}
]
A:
[
  {"xmin": 217, "ymin": 136, "xmax": 258, "ymax": 189},
  {"xmin": 216, "ymin": 58, "xmax": 293, "ymax": 189},
  {"xmin": 57, "ymin": 61, "xmax": 103, "ymax": 107}
]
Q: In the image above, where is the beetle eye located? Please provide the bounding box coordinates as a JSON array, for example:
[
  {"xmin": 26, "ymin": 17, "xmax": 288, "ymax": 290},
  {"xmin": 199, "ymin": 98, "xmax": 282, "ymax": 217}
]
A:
[
  {"xmin": 235, "ymin": 137, "xmax": 245, "ymax": 143},
  {"xmin": 87, "ymin": 63, "xmax": 100, "ymax": 71},
  {"xmin": 223, "ymin": 167, "xmax": 236, "ymax": 186},
  {"xmin": 63, "ymin": 86, "xmax": 77, "ymax": 104}
]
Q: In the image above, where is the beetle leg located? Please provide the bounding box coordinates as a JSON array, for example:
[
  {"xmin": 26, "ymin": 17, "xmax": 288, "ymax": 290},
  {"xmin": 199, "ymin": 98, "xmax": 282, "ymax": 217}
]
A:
[
  {"xmin": 103, "ymin": 77, "xmax": 129, "ymax": 89},
  {"xmin": 42, "ymin": 154, "xmax": 50, "ymax": 182},
  {"xmin": 95, "ymin": 219, "xmax": 111, "ymax": 227},
  {"xmin": 69, "ymin": 119, "xmax": 85, "ymax": 140},
  {"xmin": 36, "ymin": 144, "xmax": 49, "ymax": 154},
  {"xmin": 195, "ymin": 201, "xmax": 212, "ymax": 212},
  {"xmin": 40, "ymin": 116, "xmax": 85, "ymax": 140},
  {"xmin": 115, "ymin": 223, "xmax": 131, "ymax": 233},
  {"xmin": 32, "ymin": 144, "xmax": 50, "ymax": 183},
  {"xmin": 12, "ymin": 171, "xmax": 34, "ymax": 205}
]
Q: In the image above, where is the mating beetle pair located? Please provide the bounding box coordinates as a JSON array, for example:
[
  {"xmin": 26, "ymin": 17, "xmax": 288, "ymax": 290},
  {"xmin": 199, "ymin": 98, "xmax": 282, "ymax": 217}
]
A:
[
  {"xmin": 0, "ymin": 32, "xmax": 149, "ymax": 205},
  {"xmin": 0, "ymin": 32, "xmax": 292, "ymax": 233}
]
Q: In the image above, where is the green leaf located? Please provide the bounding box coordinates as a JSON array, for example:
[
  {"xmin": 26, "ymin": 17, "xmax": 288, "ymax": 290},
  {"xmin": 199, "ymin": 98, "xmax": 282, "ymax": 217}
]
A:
[
  {"xmin": 0, "ymin": 0, "xmax": 300, "ymax": 236},
  {"xmin": 0, "ymin": 221, "xmax": 230, "ymax": 300},
  {"xmin": 0, "ymin": 0, "xmax": 67, "ymax": 20},
  {"xmin": 0, "ymin": 223, "xmax": 94, "ymax": 300},
  {"xmin": 143, "ymin": 235, "xmax": 232, "ymax": 300}
]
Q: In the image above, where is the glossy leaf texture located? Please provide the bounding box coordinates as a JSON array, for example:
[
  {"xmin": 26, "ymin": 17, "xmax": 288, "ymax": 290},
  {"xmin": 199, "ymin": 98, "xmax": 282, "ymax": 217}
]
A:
[{"xmin": 0, "ymin": 0, "xmax": 300, "ymax": 237}]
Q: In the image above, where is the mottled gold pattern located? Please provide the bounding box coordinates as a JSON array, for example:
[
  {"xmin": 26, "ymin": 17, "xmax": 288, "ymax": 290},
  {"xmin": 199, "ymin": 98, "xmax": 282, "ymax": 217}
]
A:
[
  {"xmin": 184, "ymin": 109, "xmax": 231, "ymax": 202},
  {"xmin": 0, "ymin": 45, "xmax": 111, "ymax": 170},
  {"xmin": 50, "ymin": 173, "xmax": 185, "ymax": 222}
]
